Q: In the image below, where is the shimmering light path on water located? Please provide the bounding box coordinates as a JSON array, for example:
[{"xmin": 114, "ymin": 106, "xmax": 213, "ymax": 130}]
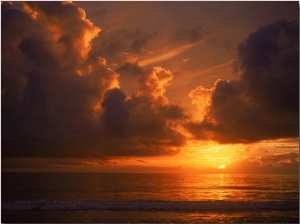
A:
[
  {"xmin": 2, "ymin": 173, "xmax": 298, "ymax": 202},
  {"xmin": 2, "ymin": 173, "xmax": 298, "ymax": 223}
]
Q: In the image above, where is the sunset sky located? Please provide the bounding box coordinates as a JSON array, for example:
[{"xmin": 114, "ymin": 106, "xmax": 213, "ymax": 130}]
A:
[{"xmin": 1, "ymin": 1, "xmax": 299, "ymax": 173}]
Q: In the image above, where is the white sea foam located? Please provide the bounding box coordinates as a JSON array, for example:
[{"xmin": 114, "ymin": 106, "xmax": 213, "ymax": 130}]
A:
[{"xmin": 2, "ymin": 200, "xmax": 298, "ymax": 211}]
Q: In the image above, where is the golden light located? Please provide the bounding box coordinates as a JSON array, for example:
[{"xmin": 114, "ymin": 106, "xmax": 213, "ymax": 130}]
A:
[
  {"xmin": 218, "ymin": 165, "xmax": 226, "ymax": 170},
  {"xmin": 23, "ymin": 3, "xmax": 38, "ymax": 20},
  {"xmin": 93, "ymin": 101, "xmax": 101, "ymax": 112}
]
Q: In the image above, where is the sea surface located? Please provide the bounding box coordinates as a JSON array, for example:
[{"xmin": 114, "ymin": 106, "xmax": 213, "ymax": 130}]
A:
[{"xmin": 1, "ymin": 172, "xmax": 299, "ymax": 223}]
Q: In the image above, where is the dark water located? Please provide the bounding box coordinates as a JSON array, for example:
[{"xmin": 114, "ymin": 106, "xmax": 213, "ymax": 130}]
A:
[{"xmin": 1, "ymin": 172, "xmax": 299, "ymax": 223}]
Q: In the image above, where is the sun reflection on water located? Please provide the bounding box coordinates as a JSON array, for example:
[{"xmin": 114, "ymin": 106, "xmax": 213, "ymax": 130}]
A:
[{"xmin": 216, "ymin": 174, "xmax": 227, "ymax": 200}]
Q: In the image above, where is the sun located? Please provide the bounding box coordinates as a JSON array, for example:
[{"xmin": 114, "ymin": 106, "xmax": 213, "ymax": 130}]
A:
[{"xmin": 217, "ymin": 165, "xmax": 226, "ymax": 170}]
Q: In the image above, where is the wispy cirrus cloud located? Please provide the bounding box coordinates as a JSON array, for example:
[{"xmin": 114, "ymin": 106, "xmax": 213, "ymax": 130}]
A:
[
  {"xmin": 196, "ymin": 59, "xmax": 237, "ymax": 76},
  {"xmin": 139, "ymin": 41, "xmax": 203, "ymax": 67}
]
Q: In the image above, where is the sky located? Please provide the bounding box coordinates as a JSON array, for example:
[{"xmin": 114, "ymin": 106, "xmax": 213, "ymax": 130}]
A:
[{"xmin": 1, "ymin": 1, "xmax": 299, "ymax": 173}]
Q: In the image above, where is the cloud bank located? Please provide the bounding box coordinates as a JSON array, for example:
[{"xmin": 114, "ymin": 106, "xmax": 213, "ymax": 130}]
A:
[
  {"xmin": 1, "ymin": 2, "xmax": 186, "ymax": 158},
  {"xmin": 186, "ymin": 20, "xmax": 299, "ymax": 143},
  {"xmin": 2, "ymin": 2, "xmax": 298, "ymax": 162}
]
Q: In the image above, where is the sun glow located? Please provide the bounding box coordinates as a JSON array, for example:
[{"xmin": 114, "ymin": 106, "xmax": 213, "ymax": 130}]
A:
[{"xmin": 217, "ymin": 165, "xmax": 226, "ymax": 170}]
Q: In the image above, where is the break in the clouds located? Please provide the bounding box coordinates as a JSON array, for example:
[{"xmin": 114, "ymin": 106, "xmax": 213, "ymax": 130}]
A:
[
  {"xmin": 1, "ymin": 2, "xmax": 186, "ymax": 158},
  {"xmin": 187, "ymin": 20, "xmax": 299, "ymax": 143}
]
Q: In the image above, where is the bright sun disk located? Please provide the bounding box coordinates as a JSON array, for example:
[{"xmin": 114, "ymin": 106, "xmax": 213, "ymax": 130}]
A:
[{"xmin": 218, "ymin": 165, "xmax": 226, "ymax": 170}]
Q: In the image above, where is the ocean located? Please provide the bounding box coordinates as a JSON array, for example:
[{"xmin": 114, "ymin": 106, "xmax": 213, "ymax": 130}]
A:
[{"xmin": 1, "ymin": 172, "xmax": 299, "ymax": 223}]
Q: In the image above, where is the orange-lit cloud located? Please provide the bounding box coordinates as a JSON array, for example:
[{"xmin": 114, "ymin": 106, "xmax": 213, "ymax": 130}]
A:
[
  {"xmin": 21, "ymin": 2, "xmax": 101, "ymax": 62},
  {"xmin": 186, "ymin": 20, "xmax": 299, "ymax": 143},
  {"xmin": 1, "ymin": 2, "xmax": 119, "ymax": 158},
  {"xmin": 99, "ymin": 86, "xmax": 187, "ymax": 156},
  {"xmin": 1, "ymin": 2, "xmax": 299, "ymax": 174},
  {"xmin": 137, "ymin": 66, "xmax": 173, "ymax": 107},
  {"xmin": 188, "ymin": 86, "xmax": 212, "ymax": 121},
  {"xmin": 2, "ymin": 1, "xmax": 187, "ymax": 159}
]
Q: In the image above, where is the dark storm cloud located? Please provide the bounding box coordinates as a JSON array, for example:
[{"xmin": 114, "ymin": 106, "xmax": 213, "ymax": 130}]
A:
[
  {"xmin": 2, "ymin": 1, "xmax": 112, "ymax": 157},
  {"xmin": 101, "ymin": 88, "xmax": 129, "ymax": 137},
  {"xmin": 99, "ymin": 68, "xmax": 187, "ymax": 157},
  {"xmin": 186, "ymin": 20, "xmax": 299, "ymax": 143},
  {"xmin": 2, "ymin": 2, "xmax": 187, "ymax": 158},
  {"xmin": 99, "ymin": 67, "xmax": 187, "ymax": 156}
]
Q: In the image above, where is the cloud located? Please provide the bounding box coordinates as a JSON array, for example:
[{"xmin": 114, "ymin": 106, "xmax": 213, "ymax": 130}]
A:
[
  {"xmin": 196, "ymin": 59, "xmax": 237, "ymax": 76},
  {"xmin": 1, "ymin": 2, "xmax": 187, "ymax": 159},
  {"xmin": 139, "ymin": 42, "xmax": 202, "ymax": 67},
  {"xmin": 2, "ymin": 2, "xmax": 117, "ymax": 157},
  {"xmin": 188, "ymin": 86, "xmax": 213, "ymax": 121},
  {"xmin": 99, "ymin": 67, "xmax": 187, "ymax": 157},
  {"xmin": 117, "ymin": 61, "xmax": 143, "ymax": 78},
  {"xmin": 1, "ymin": 157, "xmax": 111, "ymax": 172},
  {"xmin": 258, "ymin": 152, "xmax": 299, "ymax": 166},
  {"xmin": 136, "ymin": 159, "xmax": 147, "ymax": 164},
  {"xmin": 23, "ymin": 1, "xmax": 101, "ymax": 61},
  {"xmin": 186, "ymin": 20, "xmax": 299, "ymax": 143},
  {"xmin": 137, "ymin": 66, "xmax": 174, "ymax": 107},
  {"xmin": 101, "ymin": 88, "xmax": 129, "ymax": 137},
  {"xmin": 3, "ymin": 2, "xmax": 297, "ymax": 169},
  {"xmin": 90, "ymin": 28, "xmax": 153, "ymax": 67},
  {"xmin": 226, "ymin": 152, "xmax": 299, "ymax": 174}
]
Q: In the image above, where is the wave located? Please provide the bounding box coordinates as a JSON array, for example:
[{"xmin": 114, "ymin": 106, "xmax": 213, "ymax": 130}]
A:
[{"xmin": 2, "ymin": 200, "xmax": 298, "ymax": 211}]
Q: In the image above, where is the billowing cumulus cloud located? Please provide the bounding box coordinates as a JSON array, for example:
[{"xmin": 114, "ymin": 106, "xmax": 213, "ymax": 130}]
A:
[
  {"xmin": 2, "ymin": 1, "xmax": 298, "ymax": 176},
  {"xmin": 137, "ymin": 66, "xmax": 174, "ymax": 107},
  {"xmin": 1, "ymin": 2, "xmax": 187, "ymax": 158},
  {"xmin": 99, "ymin": 67, "xmax": 187, "ymax": 157},
  {"xmin": 188, "ymin": 86, "xmax": 213, "ymax": 121},
  {"xmin": 186, "ymin": 20, "xmax": 299, "ymax": 143}
]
